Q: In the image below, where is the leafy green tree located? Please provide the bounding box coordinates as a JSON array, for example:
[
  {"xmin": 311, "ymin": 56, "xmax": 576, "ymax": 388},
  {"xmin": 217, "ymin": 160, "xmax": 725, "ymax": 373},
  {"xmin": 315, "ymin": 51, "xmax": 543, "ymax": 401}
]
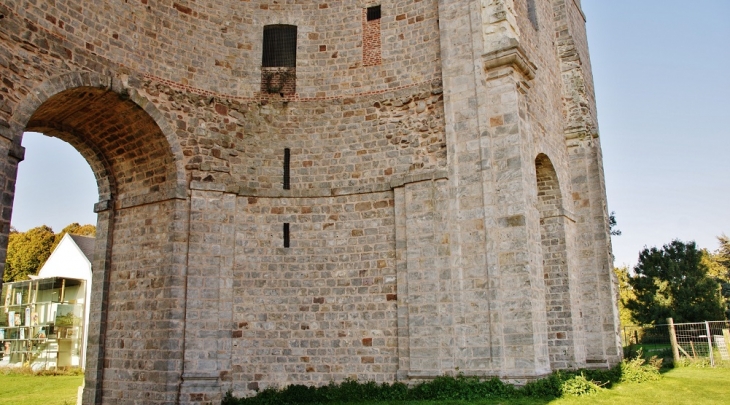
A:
[
  {"xmin": 716, "ymin": 234, "xmax": 730, "ymax": 270},
  {"xmin": 703, "ymin": 234, "xmax": 730, "ymax": 318},
  {"xmin": 609, "ymin": 211, "xmax": 621, "ymax": 236},
  {"xmin": 614, "ymin": 266, "xmax": 636, "ymax": 326},
  {"xmin": 626, "ymin": 240, "xmax": 725, "ymax": 324},
  {"xmin": 50, "ymin": 222, "xmax": 96, "ymax": 252},
  {"xmin": 4, "ymin": 223, "xmax": 96, "ymax": 282},
  {"xmin": 3, "ymin": 225, "xmax": 56, "ymax": 282}
]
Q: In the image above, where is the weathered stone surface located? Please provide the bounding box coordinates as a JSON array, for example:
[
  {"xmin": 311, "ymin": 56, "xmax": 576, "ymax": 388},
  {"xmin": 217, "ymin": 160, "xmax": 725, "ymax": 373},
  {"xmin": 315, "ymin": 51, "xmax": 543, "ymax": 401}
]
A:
[{"xmin": 0, "ymin": 0, "xmax": 620, "ymax": 404}]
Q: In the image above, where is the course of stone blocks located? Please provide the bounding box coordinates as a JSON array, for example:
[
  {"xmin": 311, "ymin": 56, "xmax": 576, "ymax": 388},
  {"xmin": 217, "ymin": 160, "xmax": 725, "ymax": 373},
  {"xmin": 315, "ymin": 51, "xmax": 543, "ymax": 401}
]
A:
[{"xmin": 0, "ymin": 1, "xmax": 621, "ymax": 404}]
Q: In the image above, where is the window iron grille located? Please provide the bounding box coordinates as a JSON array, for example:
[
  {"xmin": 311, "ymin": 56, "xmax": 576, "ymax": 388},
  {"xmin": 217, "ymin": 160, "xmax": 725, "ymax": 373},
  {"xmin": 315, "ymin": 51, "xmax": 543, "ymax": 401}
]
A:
[
  {"xmin": 262, "ymin": 25, "xmax": 297, "ymax": 67},
  {"xmin": 367, "ymin": 5, "xmax": 381, "ymax": 21}
]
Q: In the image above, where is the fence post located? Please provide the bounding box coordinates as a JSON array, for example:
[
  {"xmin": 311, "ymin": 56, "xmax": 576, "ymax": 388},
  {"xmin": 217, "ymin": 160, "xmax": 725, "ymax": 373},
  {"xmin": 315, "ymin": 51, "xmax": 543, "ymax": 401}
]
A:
[
  {"xmin": 668, "ymin": 317, "xmax": 680, "ymax": 364},
  {"xmin": 705, "ymin": 321, "xmax": 715, "ymax": 367}
]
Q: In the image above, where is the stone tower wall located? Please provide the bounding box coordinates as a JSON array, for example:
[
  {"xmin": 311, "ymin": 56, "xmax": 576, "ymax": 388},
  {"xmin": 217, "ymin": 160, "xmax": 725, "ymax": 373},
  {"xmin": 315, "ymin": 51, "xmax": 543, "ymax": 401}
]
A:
[{"xmin": 0, "ymin": 1, "xmax": 620, "ymax": 404}]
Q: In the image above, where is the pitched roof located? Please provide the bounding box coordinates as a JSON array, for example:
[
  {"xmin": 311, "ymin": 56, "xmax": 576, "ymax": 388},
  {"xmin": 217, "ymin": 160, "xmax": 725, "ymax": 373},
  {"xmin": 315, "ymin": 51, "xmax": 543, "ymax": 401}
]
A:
[{"xmin": 69, "ymin": 234, "xmax": 96, "ymax": 262}]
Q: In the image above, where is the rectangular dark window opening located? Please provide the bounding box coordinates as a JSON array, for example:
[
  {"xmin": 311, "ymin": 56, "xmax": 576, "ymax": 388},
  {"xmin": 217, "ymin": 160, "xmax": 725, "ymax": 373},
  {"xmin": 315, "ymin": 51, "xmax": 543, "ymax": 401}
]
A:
[
  {"xmin": 283, "ymin": 148, "xmax": 291, "ymax": 190},
  {"xmin": 367, "ymin": 5, "xmax": 381, "ymax": 21},
  {"xmin": 283, "ymin": 223, "xmax": 290, "ymax": 248},
  {"xmin": 527, "ymin": 0, "xmax": 538, "ymax": 30},
  {"xmin": 262, "ymin": 25, "xmax": 297, "ymax": 67}
]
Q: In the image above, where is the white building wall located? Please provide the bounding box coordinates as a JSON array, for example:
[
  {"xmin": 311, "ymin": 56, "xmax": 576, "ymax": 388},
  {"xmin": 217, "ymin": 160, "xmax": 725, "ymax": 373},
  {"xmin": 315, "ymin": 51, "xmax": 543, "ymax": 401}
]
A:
[{"xmin": 38, "ymin": 233, "xmax": 92, "ymax": 370}]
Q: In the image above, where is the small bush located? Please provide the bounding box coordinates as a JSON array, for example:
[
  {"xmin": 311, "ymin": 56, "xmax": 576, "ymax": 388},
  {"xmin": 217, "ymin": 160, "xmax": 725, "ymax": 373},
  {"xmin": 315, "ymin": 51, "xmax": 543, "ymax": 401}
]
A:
[
  {"xmin": 560, "ymin": 374, "xmax": 602, "ymax": 396},
  {"xmin": 520, "ymin": 371, "xmax": 604, "ymax": 398},
  {"xmin": 620, "ymin": 350, "xmax": 662, "ymax": 383}
]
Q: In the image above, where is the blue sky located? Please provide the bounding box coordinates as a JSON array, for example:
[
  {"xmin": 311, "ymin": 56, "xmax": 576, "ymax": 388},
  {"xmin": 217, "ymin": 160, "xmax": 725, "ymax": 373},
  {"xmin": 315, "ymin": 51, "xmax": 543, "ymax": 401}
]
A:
[
  {"xmin": 11, "ymin": 0, "xmax": 730, "ymax": 268},
  {"xmin": 583, "ymin": 0, "xmax": 730, "ymax": 266}
]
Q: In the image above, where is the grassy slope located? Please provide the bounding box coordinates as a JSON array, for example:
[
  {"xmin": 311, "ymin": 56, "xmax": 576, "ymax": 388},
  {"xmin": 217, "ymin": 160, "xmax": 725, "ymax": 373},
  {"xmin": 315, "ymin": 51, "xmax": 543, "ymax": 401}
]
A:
[{"xmin": 0, "ymin": 374, "xmax": 83, "ymax": 405}]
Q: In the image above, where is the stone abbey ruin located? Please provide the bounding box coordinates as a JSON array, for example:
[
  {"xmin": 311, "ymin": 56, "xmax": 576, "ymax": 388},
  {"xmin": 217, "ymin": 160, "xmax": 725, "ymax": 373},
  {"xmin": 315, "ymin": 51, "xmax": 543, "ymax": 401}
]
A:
[{"xmin": 0, "ymin": 0, "xmax": 621, "ymax": 403}]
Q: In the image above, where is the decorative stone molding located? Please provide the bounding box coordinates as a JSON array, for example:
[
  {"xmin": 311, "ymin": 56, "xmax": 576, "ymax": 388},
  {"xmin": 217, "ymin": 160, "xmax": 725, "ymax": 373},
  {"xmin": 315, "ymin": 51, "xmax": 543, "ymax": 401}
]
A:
[{"xmin": 483, "ymin": 43, "xmax": 537, "ymax": 80}]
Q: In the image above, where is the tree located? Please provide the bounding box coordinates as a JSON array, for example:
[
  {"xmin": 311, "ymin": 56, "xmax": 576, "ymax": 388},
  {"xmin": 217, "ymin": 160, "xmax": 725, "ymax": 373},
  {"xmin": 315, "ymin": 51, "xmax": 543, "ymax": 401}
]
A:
[
  {"xmin": 614, "ymin": 266, "xmax": 636, "ymax": 326},
  {"xmin": 50, "ymin": 222, "xmax": 96, "ymax": 252},
  {"xmin": 3, "ymin": 225, "xmax": 55, "ymax": 282},
  {"xmin": 626, "ymin": 239, "xmax": 725, "ymax": 324},
  {"xmin": 3, "ymin": 223, "xmax": 96, "ymax": 283},
  {"xmin": 703, "ymin": 234, "xmax": 730, "ymax": 319},
  {"xmin": 609, "ymin": 211, "xmax": 621, "ymax": 236},
  {"xmin": 716, "ymin": 234, "xmax": 730, "ymax": 270}
]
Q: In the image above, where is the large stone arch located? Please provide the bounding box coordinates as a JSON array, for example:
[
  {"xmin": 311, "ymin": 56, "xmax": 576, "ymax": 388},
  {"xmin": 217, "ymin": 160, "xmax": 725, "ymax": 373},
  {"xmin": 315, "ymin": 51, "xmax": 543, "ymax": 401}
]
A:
[
  {"xmin": 534, "ymin": 153, "xmax": 585, "ymax": 369},
  {"xmin": 3, "ymin": 72, "xmax": 190, "ymax": 404},
  {"xmin": 8, "ymin": 72, "xmax": 186, "ymax": 195}
]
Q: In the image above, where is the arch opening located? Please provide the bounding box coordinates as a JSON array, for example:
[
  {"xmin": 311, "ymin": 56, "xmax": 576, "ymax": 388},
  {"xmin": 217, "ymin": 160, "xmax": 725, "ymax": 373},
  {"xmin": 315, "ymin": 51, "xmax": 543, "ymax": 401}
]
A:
[
  {"xmin": 535, "ymin": 153, "xmax": 583, "ymax": 369},
  {"xmin": 2, "ymin": 79, "xmax": 188, "ymax": 404}
]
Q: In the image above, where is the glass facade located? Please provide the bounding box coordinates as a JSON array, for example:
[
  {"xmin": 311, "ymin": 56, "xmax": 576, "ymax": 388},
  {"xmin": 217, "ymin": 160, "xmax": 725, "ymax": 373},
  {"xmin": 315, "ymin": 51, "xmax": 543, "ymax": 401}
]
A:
[{"xmin": 0, "ymin": 277, "xmax": 86, "ymax": 370}]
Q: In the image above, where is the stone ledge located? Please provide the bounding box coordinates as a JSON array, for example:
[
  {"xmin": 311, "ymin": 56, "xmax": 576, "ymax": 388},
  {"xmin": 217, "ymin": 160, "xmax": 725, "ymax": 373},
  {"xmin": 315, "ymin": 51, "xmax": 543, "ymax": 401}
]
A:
[
  {"xmin": 483, "ymin": 44, "xmax": 537, "ymax": 80},
  {"xmin": 7, "ymin": 142, "xmax": 24, "ymax": 161},
  {"xmin": 93, "ymin": 199, "xmax": 112, "ymax": 213},
  {"xmin": 115, "ymin": 187, "xmax": 187, "ymax": 210},
  {"xmin": 542, "ymin": 207, "xmax": 577, "ymax": 223},
  {"xmin": 189, "ymin": 169, "xmax": 449, "ymax": 198},
  {"xmin": 390, "ymin": 169, "xmax": 448, "ymax": 189}
]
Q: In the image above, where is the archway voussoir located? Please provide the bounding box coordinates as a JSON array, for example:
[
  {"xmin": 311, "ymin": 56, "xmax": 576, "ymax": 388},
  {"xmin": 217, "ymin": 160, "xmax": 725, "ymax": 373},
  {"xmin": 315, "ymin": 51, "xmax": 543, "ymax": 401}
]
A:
[
  {"xmin": 77, "ymin": 71, "xmax": 97, "ymax": 88},
  {"xmin": 61, "ymin": 72, "xmax": 87, "ymax": 92}
]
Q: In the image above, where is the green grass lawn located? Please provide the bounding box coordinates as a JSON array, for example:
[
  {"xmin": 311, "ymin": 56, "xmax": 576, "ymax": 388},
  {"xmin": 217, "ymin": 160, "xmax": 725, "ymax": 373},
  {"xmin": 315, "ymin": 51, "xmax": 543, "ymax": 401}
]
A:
[
  {"xmin": 0, "ymin": 373, "xmax": 83, "ymax": 405},
  {"xmin": 1, "ymin": 368, "xmax": 729, "ymax": 404},
  {"xmin": 551, "ymin": 367, "xmax": 730, "ymax": 405},
  {"xmin": 340, "ymin": 368, "xmax": 730, "ymax": 405}
]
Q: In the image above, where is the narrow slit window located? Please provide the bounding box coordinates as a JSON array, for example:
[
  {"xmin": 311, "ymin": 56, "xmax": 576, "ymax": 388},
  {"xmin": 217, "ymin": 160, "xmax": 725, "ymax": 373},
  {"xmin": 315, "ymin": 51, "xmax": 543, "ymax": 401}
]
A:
[
  {"xmin": 283, "ymin": 148, "xmax": 291, "ymax": 190},
  {"xmin": 527, "ymin": 0, "xmax": 538, "ymax": 30},
  {"xmin": 283, "ymin": 223, "xmax": 290, "ymax": 248},
  {"xmin": 262, "ymin": 25, "xmax": 297, "ymax": 67}
]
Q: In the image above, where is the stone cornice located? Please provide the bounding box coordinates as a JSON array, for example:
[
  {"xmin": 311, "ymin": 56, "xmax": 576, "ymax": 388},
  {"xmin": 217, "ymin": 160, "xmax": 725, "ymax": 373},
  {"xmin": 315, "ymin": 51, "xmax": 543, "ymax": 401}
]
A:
[{"xmin": 482, "ymin": 44, "xmax": 537, "ymax": 80}]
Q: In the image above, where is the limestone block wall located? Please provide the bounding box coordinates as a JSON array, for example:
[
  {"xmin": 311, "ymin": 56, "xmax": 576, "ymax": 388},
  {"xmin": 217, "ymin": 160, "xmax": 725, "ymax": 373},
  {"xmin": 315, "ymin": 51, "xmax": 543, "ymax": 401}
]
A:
[
  {"xmin": 101, "ymin": 200, "xmax": 189, "ymax": 404},
  {"xmin": 229, "ymin": 191, "xmax": 398, "ymax": 394},
  {"xmin": 141, "ymin": 80, "xmax": 446, "ymax": 194},
  {"xmin": 0, "ymin": 0, "xmax": 621, "ymax": 403},
  {"xmin": 0, "ymin": 0, "xmax": 440, "ymax": 100}
]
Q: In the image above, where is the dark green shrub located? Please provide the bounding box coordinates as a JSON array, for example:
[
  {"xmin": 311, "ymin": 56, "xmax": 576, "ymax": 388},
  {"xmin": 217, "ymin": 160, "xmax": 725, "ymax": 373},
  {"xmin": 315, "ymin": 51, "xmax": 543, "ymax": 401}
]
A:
[
  {"xmin": 222, "ymin": 354, "xmax": 662, "ymax": 404},
  {"xmin": 520, "ymin": 372, "xmax": 563, "ymax": 398}
]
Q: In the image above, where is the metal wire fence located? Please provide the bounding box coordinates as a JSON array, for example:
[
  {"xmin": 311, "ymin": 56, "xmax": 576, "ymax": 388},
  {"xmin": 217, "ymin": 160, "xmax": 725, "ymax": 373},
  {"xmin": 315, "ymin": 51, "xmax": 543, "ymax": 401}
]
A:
[{"xmin": 623, "ymin": 319, "xmax": 730, "ymax": 367}]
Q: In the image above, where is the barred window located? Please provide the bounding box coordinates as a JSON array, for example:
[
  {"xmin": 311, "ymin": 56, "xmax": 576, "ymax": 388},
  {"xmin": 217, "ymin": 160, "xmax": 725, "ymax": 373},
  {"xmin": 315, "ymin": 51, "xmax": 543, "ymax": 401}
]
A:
[
  {"xmin": 367, "ymin": 5, "xmax": 381, "ymax": 21},
  {"xmin": 262, "ymin": 25, "xmax": 297, "ymax": 67}
]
